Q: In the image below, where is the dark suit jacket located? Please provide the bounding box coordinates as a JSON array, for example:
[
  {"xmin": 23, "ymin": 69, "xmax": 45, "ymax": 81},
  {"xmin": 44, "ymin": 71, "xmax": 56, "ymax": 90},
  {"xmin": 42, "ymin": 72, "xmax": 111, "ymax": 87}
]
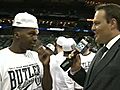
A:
[{"xmin": 69, "ymin": 38, "xmax": 120, "ymax": 90}]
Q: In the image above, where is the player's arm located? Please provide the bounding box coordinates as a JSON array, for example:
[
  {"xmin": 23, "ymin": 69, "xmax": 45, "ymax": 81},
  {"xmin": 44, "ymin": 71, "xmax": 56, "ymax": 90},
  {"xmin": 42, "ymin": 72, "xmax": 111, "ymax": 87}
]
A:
[{"xmin": 37, "ymin": 46, "xmax": 52, "ymax": 90}]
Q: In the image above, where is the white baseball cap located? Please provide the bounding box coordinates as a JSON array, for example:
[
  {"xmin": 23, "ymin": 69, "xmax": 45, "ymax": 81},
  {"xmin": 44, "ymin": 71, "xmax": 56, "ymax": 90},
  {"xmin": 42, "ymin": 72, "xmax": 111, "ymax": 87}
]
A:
[
  {"xmin": 46, "ymin": 43, "xmax": 55, "ymax": 52},
  {"xmin": 12, "ymin": 12, "xmax": 39, "ymax": 29},
  {"xmin": 56, "ymin": 36, "xmax": 66, "ymax": 46},
  {"xmin": 68, "ymin": 38, "xmax": 76, "ymax": 46},
  {"xmin": 63, "ymin": 38, "xmax": 76, "ymax": 52}
]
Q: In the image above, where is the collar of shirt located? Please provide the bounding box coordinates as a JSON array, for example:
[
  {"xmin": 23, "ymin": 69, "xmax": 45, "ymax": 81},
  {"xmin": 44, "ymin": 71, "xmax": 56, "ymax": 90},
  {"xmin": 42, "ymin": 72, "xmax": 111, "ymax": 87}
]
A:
[
  {"xmin": 106, "ymin": 34, "xmax": 120, "ymax": 50},
  {"xmin": 101, "ymin": 34, "xmax": 120, "ymax": 59}
]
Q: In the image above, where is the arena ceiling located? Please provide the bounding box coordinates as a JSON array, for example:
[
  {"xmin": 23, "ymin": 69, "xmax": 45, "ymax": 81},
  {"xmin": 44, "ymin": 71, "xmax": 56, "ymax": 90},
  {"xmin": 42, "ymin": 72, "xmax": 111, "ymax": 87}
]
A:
[
  {"xmin": 0, "ymin": 0, "xmax": 119, "ymax": 17},
  {"xmin": 0, "ymin": 0, "xmax": 119, "ymax": 35},
  {"xmin": 0, "ymin": 0, "xmax": 119, "ymax": 29}
]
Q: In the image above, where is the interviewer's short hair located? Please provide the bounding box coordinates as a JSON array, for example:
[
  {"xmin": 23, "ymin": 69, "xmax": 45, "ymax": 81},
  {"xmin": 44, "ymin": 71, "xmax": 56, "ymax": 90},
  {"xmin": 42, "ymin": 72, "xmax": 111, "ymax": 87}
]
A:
[{"xmin": 95, "ymin": 3, "xmax": 120, "ymax": 30}]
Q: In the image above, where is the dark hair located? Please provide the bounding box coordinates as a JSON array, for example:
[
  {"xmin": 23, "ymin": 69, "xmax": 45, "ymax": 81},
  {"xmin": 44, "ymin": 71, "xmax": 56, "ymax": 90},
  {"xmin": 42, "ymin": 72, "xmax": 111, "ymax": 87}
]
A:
[
  {"xmin": 95, "ymin": 3, "xmax": 120, "ymax": 30},
  {"xmin": 12, "ymin": 26, "xmax": 23, "ymax": 33},
  {"xmin": 12, "ymin": 26, "xmax": 30, "ymax": 34}
]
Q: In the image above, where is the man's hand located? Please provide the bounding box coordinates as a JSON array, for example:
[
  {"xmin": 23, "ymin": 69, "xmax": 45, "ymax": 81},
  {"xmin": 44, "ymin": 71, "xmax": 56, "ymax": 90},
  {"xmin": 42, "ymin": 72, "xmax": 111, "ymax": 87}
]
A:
[
  {"xmin": 37, "ymin": 46, "xmax": 51, "ymax": 66},
  {"xmin": 71, "ymin": 54, "xmax": 81, "ymax": 73},
  {"xmin": 37, "ymin": 46, "xmax": 52, "ymax": 90}
]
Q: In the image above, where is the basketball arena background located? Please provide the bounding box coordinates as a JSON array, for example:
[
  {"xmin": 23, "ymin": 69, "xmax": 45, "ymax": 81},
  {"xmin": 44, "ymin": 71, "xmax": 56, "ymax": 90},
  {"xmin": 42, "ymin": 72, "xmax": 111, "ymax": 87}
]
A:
[{"xmin": 0, "ymin": 0, "xmax": 119, "ymax": 49}]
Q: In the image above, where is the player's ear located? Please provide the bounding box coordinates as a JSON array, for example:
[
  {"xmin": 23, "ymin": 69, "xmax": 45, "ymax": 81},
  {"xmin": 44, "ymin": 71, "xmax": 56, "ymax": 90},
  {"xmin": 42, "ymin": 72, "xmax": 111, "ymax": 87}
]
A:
[{"xmin": 14, "ymin": 32, "xmax": 20, "ymax": 39}]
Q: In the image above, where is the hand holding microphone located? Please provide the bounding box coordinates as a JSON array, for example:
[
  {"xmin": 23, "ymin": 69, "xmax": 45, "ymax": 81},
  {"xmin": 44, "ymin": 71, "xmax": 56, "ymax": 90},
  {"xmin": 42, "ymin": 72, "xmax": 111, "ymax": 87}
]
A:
[{"xmin": 60, "ymin": 38, "xmax": 90, "ymax": 71}]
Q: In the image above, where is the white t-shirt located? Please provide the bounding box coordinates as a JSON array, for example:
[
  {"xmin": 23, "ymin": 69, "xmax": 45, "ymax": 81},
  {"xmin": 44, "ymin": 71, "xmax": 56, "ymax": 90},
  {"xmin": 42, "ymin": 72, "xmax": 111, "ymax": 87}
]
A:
[
  {"xmin": 0, "ymin": 47, "xmax": 43, "ymax": 90},
  {"xmin": 50, "ymin": 51, "xmax": 83, "ymax": 90},
  {"xmin": 80, "ymin": 52, "xmax": 95, "ymax": 72}
]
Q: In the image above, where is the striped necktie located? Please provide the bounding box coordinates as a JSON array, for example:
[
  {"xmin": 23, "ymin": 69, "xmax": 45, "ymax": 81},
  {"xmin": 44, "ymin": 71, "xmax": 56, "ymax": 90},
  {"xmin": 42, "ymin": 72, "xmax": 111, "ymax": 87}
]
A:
[{"xmin": 93, "ymin": 46, "xmax": 108, "ymax": 67}]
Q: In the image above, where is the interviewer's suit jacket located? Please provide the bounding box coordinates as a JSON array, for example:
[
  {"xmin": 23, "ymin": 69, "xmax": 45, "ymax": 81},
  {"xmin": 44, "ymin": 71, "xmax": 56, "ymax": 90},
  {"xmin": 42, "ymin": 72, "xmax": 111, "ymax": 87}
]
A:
[{"xmin": 68, "ymin": 38, "xmax": 120, "ymax": 90}]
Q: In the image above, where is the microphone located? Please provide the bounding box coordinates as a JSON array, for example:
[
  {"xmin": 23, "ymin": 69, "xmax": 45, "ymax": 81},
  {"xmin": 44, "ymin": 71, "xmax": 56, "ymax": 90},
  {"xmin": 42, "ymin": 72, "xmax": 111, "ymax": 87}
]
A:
[{"xmin": 60, "ymin": 37, "xmax": 90, "ymax": 71}]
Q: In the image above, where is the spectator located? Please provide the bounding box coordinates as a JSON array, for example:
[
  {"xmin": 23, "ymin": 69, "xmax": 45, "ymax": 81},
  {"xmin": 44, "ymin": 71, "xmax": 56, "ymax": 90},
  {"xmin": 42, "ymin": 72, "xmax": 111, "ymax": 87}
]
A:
[{"xmin": 50, "ymin": 37, "xmax": 82, "ymax": 90}]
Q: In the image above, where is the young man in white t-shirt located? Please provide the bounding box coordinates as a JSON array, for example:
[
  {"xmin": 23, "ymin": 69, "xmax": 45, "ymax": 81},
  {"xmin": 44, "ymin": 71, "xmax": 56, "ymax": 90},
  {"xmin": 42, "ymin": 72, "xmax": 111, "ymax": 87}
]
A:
[
  {"xmin": 0, "ymin": 12, "xmax": 52, "ymax": 90},
  {"xmin": 50, "ymin": 37, "xmax": 83, "ymax": 90}
]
